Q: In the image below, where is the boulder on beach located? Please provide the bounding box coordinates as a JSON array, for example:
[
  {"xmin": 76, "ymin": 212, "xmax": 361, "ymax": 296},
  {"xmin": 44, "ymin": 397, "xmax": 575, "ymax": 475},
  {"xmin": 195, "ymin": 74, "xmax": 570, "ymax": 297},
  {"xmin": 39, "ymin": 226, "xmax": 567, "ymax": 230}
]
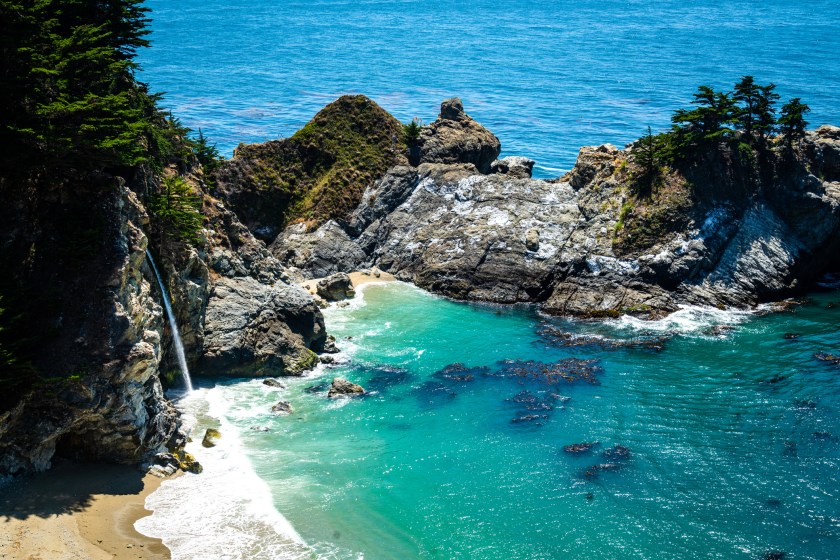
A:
[
  {"xmin": 328, "ymin": 377, "xmax": 365, "ymax": 398},
  {"xmin": 316, "ymin": 272, "xmax": 356, "ymax": 302}
]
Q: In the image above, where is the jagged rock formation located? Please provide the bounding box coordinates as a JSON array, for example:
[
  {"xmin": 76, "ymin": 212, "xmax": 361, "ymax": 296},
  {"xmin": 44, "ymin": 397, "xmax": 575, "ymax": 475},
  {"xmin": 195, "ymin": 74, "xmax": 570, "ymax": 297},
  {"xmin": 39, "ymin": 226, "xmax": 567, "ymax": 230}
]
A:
[
  {"xmin": 0, "ymin": 180, "xmax": 183, "ymax": 475},
  {"xmin": 178, "ymin": 187, "xmax": 327, "ymax": 377},
  {"xmin": 272, "ymin": 101, "xmax": 840, "ymax": 318},
  {"xmin": 416, "ymin": 97, "xmax": 501, "ymax": 173},
  {"xmin": 214, "ymin": 95, "xmax": 407, "ymax": 241}
]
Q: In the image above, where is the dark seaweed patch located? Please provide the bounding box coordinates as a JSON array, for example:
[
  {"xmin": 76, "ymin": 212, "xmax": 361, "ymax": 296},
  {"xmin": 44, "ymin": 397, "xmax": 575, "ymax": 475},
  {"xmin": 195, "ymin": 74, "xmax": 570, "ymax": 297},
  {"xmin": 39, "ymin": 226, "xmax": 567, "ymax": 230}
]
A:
[
  {"xmin": 496, "ymin": 358, "xmax": 603, "ymax": 385},
  {"xmin": 538, "ymin": 323, "xmax": 669, "ymax": 352}
]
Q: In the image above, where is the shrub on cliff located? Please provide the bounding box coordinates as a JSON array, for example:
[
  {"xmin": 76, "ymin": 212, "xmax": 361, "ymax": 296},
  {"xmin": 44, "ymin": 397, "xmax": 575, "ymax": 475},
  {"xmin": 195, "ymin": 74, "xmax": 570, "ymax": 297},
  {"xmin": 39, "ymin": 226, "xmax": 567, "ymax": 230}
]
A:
[{"xmin": 149, "ymin": 176, "xmax": 204, "ymax": 243}]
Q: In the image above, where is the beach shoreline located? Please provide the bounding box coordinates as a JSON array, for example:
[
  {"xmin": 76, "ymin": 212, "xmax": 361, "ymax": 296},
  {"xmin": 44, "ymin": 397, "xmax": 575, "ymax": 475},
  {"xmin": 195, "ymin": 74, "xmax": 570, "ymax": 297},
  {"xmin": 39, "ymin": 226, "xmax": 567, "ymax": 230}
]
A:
[
  {"xmin": 0, "ymin": 460, "xmax": 172, "ymax": 560},
  {"xmin": 300, "ymin": 269, "xmax": 397, "ymax": 296}
]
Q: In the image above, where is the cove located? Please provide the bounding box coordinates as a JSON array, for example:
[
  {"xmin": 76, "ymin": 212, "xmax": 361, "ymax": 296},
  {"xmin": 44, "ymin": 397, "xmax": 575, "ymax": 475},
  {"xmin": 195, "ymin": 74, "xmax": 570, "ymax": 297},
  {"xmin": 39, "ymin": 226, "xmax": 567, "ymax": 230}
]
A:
[{"xmin": 140, "ymin": 282, "xmax": 840, "ymax": 559}]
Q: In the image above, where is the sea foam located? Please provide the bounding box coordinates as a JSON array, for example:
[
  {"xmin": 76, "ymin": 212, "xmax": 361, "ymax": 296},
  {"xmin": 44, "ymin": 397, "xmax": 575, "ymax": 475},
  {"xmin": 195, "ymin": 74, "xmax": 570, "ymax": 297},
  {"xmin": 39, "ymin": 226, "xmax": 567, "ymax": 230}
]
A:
[{"xmin": 135, "ymin": 389, "xmax": 312, "ymax": 560}]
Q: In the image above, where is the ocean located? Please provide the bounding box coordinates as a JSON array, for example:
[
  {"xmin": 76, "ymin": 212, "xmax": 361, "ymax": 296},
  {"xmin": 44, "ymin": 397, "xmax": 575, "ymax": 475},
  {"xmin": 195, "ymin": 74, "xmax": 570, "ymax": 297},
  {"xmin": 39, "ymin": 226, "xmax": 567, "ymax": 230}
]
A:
[
  {"xmin": 136, "ymin": 283, "xmax": 840, "ymax": 559},
  {"xmin": 134, "ymin": 1, "xmax": 840, "ymax": 558},
  {"xmin": 137, "ymin": 0, "xmax": 840, "ymax": 178}
]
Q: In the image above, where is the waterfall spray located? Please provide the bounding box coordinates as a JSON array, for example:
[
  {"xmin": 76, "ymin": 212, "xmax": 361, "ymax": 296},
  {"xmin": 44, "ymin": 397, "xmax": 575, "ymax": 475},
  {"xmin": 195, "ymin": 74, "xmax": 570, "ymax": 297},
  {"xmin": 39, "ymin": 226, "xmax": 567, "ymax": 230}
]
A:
[{"xmin": 146, "ymin": 249, "xmax": 193, "ymax": 392}]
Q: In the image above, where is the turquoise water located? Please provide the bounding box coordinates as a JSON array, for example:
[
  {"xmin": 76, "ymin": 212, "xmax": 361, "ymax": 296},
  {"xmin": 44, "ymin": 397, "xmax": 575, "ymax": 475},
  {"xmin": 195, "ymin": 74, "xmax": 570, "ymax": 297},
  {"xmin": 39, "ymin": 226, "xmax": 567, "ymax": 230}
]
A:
[
  {"xmin": 133, "ymin": 2, "xmax": 840, "ymax": 556},
  {"xmin": 138, "ymin": 0, "xmax": 840, "ymax": 176},
  {"xmin": 140, "ymin": 283, "xmax": 840, "ymax": 559}
]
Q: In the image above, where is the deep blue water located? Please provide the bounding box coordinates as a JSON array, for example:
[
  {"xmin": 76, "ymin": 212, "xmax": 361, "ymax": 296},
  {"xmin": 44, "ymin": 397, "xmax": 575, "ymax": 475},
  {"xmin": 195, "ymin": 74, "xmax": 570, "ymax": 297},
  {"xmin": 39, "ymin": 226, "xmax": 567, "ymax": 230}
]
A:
[{"xmin": 139, "ymin": 0, "xmax": 840, "ymax": 177}]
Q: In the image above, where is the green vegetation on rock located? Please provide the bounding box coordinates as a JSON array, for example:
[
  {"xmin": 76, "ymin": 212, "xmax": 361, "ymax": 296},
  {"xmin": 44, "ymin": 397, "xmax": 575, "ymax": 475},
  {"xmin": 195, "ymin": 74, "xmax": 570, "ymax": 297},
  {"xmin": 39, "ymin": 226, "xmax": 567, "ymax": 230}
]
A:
[
  {"xmin": 149, "ymin": 176, "xmax": 204, "ymax": 243},
  {"xmin": 214, "ymin": 95, "xmax": 406, "ymax": 237}
]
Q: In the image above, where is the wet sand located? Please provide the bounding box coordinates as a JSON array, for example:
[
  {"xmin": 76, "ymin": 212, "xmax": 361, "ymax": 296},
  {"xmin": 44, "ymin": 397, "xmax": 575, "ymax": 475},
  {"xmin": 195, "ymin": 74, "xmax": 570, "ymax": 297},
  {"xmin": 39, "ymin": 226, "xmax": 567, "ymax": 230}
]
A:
[{"xmin": 0, "ymin": 460, "xmax": 172, "ymax": 560}]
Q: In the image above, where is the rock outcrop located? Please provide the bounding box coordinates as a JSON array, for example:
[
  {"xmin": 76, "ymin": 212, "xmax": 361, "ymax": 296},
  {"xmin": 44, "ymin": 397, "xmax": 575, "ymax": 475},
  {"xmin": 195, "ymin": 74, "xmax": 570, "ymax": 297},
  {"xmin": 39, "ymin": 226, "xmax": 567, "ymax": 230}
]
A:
[
  {"xmin": 153, "ymin": 176, "xmax": 327, "ymax": 378},
  {"xmin": 270, "ymin": 99, "xmax": 840, "ymax": 318},
  {"xmin": 0, "ymin": 181, "xmax": 183, "ymax": 475},
  {"xmin": 417, "ymin": 98, "xmax": 501, "ymax": 173},
  {"xmin": 328, "ymin": 377, "xmax": 365, "ymax": 398},
  {"xmin": 214, "ymin": 95, "xmax": 407, "ymax": 241}
]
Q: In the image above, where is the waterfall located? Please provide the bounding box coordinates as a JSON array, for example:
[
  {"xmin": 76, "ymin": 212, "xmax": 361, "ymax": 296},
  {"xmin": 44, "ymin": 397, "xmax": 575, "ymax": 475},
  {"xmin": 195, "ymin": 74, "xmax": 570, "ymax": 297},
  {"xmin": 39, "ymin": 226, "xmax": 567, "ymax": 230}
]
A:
[{"xmin": 146, "ymin": 249, "xmax": 193, "ymax": 392}]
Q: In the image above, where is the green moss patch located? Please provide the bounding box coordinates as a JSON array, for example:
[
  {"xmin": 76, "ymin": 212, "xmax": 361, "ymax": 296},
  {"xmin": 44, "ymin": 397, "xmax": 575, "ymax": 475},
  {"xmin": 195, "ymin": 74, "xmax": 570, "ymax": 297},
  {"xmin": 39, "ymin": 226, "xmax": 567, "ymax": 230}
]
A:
[{"xmin": 215, "ymin": 95, "xmax": 406, "ymax": 236}]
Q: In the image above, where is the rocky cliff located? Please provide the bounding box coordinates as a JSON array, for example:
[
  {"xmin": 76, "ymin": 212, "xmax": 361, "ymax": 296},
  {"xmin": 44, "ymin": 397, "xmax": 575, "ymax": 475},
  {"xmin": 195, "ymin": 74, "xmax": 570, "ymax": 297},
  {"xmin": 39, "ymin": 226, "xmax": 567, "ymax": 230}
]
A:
[
  {"xmin": 273, "ymin": 99, "xmax": 840, "ymax": 318},
  {"xmin": 0, "ymin": 177, "xmax": 183, "ymax": 475},
  {"xmin": 0, "ymin": 161, "xmax": 327, "ymax": 476}
]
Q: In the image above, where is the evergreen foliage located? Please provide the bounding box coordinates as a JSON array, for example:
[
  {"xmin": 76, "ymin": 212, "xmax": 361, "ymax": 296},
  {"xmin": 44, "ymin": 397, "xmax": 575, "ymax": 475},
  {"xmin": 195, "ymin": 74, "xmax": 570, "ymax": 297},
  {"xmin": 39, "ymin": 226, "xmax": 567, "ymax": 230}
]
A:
[
  {"xmin": 0, "ymin": 295, "xmax": 35, "ymax": 403},
  {"xmin": 778, "ymin": 98, "xmax": 810, "ymax": 148},
  {"xmin": 630, "ymin": 126, "xmax": 662, "ymax": 195},
  {"xmin": 149, "ymin": 176, "xmax": 204, "ymax": 243},
  {"xmin": 0, "ymin": 0, "xmax": 162, "ymax": 171},
  {"xmin": 402, "ymin": 119, "xmax": 422, "ymax": 147},
  {"xmin": 192, "ymin": 128, "xmax": 221, "ymax": 175},
  {"xmin": 657, "ymin": 77, "xmax": 810, "ymax": 165}
]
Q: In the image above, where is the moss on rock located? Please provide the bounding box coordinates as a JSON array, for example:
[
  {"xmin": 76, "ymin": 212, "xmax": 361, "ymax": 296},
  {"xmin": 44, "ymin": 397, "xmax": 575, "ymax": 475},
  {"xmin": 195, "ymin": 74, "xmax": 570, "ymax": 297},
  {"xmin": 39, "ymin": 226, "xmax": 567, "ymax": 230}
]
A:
[{"xmin": 214, "ymin": 95, "xmax": 407, "ymax": 240}]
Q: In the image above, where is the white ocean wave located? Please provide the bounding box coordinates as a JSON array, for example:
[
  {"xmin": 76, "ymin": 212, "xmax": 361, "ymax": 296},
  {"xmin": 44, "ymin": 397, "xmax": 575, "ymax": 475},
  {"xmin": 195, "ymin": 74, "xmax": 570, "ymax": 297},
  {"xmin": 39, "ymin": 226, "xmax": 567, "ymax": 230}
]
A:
[
  {"xmin": 613, "ymin": 305, "xmax": 758, "ymax": 335},
  {"xmin": 135, "ymin": 388, "xmax": 314, "ymax": 560}
]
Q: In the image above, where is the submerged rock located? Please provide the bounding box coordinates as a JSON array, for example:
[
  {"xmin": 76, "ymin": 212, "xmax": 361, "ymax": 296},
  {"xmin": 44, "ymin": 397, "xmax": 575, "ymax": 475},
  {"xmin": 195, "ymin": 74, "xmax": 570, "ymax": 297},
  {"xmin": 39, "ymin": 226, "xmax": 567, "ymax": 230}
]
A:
[
  {"xmin": 814, "ymin": 352, "xmax": 840, "ymax": 365},
  {"xmin": 496, "ymin": 358, "xmax": 603, "ymax": 385},
  {"xmin": 432, "ymin": 363, "xmax": 488, "ymax": 382},
  {"xmin": 563, "ymin": 442, "xmax": 600, "ymax": 454},
  {"xmin": 601, "ymin": 444, "xmax": 631, "ymax": 462},
  {"xmin": 271, "ymin": 401, "xmax": 294, "ymax": 415},
  {"xmin": 510, "ymin": 413, "xmax": 549, "ymax": 425},
  {"xmin": 328, "ymin": 378, "xmax": 366, "ymax": 398}
]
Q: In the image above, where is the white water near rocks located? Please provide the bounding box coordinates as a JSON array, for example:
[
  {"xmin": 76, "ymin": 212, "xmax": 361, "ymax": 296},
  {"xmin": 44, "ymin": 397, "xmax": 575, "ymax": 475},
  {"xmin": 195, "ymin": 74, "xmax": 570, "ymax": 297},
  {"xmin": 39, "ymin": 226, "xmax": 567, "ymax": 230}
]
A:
[{"xmin": 146, "ymin": 249, "xmax": 193, "ymax": 392}]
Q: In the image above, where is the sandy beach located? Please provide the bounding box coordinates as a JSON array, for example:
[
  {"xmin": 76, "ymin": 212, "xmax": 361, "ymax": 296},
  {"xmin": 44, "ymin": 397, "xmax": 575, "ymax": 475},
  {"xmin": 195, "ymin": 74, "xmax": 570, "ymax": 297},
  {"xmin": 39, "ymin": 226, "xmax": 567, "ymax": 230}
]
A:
[
  {"xmin": 0, "ymin": 460, "xmax": 171, "ymax": 560},
  {"xmin": 300, "ymin": 269, "xmax": 396, "ymax": 296}
]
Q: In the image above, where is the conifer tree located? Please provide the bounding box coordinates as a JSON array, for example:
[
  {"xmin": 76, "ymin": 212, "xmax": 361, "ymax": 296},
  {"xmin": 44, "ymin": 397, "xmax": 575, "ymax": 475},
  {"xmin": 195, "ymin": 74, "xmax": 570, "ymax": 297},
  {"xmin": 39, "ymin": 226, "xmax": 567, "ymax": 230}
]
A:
[
  {"xmin": 0, "ymin": 0, "xmax": 157, "ymax": 172},
  {"xmin": 754, "ymin": 84, "xmax": 780, "ymax": 145},
  {"xmin": 778, "ymin": 98, "xmax": 810, "ymax": 149},
  {"xmin": 734, "ymin": 76, "xmax": 760, "ymax": 140}
]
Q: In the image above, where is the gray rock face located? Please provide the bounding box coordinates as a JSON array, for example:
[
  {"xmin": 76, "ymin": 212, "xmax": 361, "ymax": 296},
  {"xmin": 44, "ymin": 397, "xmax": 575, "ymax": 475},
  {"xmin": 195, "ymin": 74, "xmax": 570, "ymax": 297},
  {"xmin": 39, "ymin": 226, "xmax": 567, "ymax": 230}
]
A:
[
  {"xmin": 316, "ymin": 273, "xmax": 355, "ymax": 301},
  {"xmin": 417, "ymin": 99, "xmax": 501, "ymax": 174},
  {"xmin": 0, "ymin": 184, "xmax": 183, "ymax": 475},
  {"xmin": 491, "ymin": 156, "xmax": 535, "ymax": 179},
  {"xmin": 271, "ymin": 129, "xmax": 840, "ymax": 318},
  {"xmin": 202, "ymin": 276, "xmax": 324, "ymax": 376},
  {"xmin": 154, "ymin": 183, "xmax": 327, "ymax": 379},
  {"xmin": 328, "ymin": 378, "xmax": 365, "ymax": 398},
  {"xmin": 272, "ymin": 221, "xmax": 367, "ymax": 278}
]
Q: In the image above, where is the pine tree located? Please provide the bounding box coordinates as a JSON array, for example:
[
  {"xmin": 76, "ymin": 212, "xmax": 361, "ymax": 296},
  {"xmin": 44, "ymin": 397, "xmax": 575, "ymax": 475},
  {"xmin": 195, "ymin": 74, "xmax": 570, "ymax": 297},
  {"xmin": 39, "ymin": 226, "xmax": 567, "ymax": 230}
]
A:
[
  {"xmin": 149, "ymin": 176, "xmax": 204, "ymax": 243},
  {"xmin": 631, "ymin": 126, "xmax": 660, "ymax": 195},
  {"xmin": 734, "ymin": 76, "xmax": 760, "ymax": 140},
  {"xmin": 778, "ymin": 98, "xmax": 810, "ymax": 149},
  {"xmin": 0, "ymin": 0, "xmax": 157, "ymax": 172},
  {"xmin": 670, "ymin": 85, "xmax": 738, "ymax": 159},
  {"xmin": 754, "ymin": 84, "xmax": 780, "ymax": 145}
]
